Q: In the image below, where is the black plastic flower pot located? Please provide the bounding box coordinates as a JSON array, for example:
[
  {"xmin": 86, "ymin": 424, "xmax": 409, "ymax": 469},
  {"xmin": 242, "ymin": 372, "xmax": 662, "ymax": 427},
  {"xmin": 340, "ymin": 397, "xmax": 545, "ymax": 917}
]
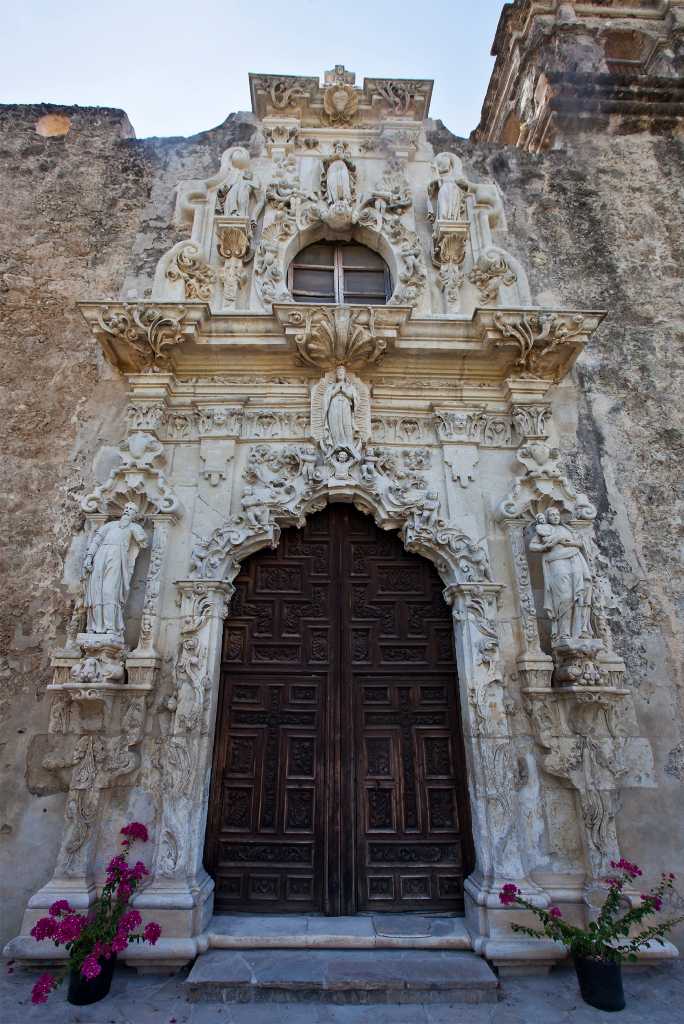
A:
[
  {"xmin": 574, "ymin": 955, "xmax": 625, "ymax": 1012},
  {"xmin": 67, "ymin": 954, "xmax": 116, "ymax": 1006}
]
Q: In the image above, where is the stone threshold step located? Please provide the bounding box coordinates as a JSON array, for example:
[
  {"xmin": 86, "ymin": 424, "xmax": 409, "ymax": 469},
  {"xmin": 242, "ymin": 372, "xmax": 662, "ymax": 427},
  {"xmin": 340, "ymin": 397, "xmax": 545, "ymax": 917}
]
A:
[
  {"xmin": 185, "ymin": 949, "xmax": 499, "ymax": 1005},
  {"xmin": 207, "ymin": 913, "xmax": 472, "ymax": 950}
]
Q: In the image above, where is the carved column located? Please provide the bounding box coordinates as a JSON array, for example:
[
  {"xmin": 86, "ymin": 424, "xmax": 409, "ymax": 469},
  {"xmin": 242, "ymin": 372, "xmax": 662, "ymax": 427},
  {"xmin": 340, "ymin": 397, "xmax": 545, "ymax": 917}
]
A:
[
  {"xmin": 445, "ymin": 582, "xmax": 562, "ymax": 968},
  {"xmin": 189, "ymin": 404, "xmax": 241, "ymax": 569},
  {"xmin": 22, "ymin": 683, "xmax": 151, "ymax": 929},
  {"xmin": 131, "ymin": 580, "xmax": 233, "ymax": 954}
]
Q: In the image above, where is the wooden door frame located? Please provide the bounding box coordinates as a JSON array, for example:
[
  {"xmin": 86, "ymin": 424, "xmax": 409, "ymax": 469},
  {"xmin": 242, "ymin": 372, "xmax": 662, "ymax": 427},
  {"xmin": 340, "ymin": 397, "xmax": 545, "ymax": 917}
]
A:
[{"xmin": 204, "ymin": 504, "xmax": 475, "ymax": 915}]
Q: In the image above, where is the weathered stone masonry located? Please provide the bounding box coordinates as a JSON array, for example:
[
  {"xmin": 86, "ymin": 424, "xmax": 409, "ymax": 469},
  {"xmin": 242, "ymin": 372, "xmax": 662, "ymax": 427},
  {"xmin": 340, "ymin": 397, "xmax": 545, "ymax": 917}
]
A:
[{"xmin": 1, "ymin": 2, "xmax": 682, "ymax": 967}]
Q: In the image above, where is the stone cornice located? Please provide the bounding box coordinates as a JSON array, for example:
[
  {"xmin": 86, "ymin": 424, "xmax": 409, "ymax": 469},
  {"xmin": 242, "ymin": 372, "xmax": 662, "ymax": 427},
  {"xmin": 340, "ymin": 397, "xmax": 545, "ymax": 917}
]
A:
[{"xmin": 79, "ymin": 300, "xmax": 605, "ymax": 385}]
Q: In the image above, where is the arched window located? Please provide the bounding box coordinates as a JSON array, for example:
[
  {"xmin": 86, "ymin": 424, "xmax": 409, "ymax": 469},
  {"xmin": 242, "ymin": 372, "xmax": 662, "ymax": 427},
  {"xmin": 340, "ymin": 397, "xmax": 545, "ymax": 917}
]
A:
[{"xmin": 288, "ymin": 242, "xmax": 391, "ymax": 305}]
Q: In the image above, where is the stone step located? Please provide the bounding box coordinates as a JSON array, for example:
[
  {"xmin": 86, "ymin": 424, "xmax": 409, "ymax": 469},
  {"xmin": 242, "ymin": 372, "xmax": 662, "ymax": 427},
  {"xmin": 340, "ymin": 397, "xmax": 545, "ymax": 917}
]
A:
[
  {"xmin": 207, "ymin": 913, "xmax": 472, "ymax": 950},
  {"xmin": 185, "ymin": 949, "xmax": 499, "ymax": 1004}
]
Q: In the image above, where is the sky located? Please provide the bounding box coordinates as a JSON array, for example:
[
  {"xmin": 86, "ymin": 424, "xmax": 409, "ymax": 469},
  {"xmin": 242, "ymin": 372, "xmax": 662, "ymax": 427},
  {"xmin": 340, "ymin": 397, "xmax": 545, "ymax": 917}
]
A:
[{"xmin": 1, "ymin": 0, "xmax": 504, "ymax": 139}]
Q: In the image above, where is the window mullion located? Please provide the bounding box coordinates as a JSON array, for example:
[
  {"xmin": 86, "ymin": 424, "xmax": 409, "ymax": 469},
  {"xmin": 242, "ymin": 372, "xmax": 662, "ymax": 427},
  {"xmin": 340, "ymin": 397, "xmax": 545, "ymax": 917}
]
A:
[{"xmin": 334, "ymin": 246, "xmax": 344, "ymax": 304}]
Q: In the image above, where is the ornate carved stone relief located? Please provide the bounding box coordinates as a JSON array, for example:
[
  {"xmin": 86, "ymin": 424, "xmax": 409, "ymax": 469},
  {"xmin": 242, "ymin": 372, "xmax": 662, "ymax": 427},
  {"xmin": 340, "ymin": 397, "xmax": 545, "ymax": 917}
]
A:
[
  {"xmin": 493, "ymin": 312, "xmax": 586, "ymax": 378},
  {"xmin": 81, "ymin": 431, "xmax": 179, "ymax": 518}
]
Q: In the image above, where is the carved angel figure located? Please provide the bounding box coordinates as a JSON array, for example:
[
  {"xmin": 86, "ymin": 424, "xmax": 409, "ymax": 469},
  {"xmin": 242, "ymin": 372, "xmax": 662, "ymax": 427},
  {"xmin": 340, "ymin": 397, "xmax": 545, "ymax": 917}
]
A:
[
  {"xmin": 82, "ymin": 503, "xmax": 147, "ymax": 636},
  {"xmin": 529, "ymin": 507, "xmax": 593, "ymax": 642},
  {"xmin": 426, "ymin": 152, "xmax": 469, "ymax": 223}
]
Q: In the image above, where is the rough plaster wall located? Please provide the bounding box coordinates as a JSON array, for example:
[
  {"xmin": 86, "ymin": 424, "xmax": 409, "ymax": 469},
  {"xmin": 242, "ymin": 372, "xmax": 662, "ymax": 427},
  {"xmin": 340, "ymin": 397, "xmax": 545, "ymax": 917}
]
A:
[
  {"xmin": 427, "ymin": 122, "xmax": 684, "ymax": 930},
  {"xmin": 0, "ymin": 105, "xmax": 254, "ymax": 945},
  {"xmin": 0, "ymin": 102, "xmax": 681, "ymax": 946}
]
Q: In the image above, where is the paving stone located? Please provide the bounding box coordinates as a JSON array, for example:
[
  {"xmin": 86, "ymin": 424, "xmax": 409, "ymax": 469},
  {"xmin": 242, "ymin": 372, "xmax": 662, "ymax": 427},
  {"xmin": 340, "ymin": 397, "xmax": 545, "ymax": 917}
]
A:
[{"xmin": 3, "ymin": 958, "xmax": 683, "ymax": 1023}]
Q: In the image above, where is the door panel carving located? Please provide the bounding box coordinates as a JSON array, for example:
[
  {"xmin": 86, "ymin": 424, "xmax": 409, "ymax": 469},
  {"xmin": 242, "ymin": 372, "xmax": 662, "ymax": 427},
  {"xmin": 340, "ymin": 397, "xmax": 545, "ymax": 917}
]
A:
[{"xmin": 205, "ymin": 505, "xmax": 471, "ymax": 913}]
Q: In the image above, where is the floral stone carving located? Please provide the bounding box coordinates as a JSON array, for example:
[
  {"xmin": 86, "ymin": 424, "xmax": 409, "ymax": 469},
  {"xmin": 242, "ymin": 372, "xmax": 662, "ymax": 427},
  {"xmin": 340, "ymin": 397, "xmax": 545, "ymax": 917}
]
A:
[{"xmin": 81, "ymin": 431, "xmax": 179, "ymax": 518}]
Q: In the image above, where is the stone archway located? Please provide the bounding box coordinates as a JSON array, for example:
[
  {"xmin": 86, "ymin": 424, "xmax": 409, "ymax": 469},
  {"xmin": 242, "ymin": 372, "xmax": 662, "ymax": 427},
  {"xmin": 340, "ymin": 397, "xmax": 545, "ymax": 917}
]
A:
[{"xmin": 204, "ymin": 503, "xmax": 473, "ymax": 915}]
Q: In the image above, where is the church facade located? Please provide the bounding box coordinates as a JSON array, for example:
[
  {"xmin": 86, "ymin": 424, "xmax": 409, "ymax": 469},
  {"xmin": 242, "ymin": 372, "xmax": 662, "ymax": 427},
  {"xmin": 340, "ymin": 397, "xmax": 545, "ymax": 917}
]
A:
[{"xmin": 2, "ymin": 1, "xmax": 683, "ymax": 972}]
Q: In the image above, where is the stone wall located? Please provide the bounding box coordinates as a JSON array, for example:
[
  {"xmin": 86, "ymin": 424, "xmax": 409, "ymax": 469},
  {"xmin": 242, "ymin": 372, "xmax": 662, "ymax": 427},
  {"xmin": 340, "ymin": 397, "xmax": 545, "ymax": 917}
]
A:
[{"xmin": 0, "ymin": 101, "xmax": 682, "ymax": 948}]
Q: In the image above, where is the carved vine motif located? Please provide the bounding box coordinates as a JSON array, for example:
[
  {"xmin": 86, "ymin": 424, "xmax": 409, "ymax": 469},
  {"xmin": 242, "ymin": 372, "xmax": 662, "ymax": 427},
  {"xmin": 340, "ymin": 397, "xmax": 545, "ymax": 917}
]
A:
[
  {"xmin": 252, "ymin": 75, "xmax": 310, "ymax": 110},
  {"xmin": 97, "ymin": 304, "xmax": 189, "ymax": 369},
  {"xmin": 493, "ymin": 312, "xmax": 585, "ymax": 377},
  {"xmin": 373, "ymin": 79, "xmax": 428, "ymax": 116},
  {"xmin": 468, "ymin": 251, "xmax": 517, "ymax": 305},
  {"xmin": 190, "ymin": 440, "xmax": 492, "ymax": 588},
  {"xmin": 166, "ymin": 242, "xmax": 216, "ymax": 301},
  {"xmin": 389, "ymin": 229, "xmax": 428, "ymax": 307}
]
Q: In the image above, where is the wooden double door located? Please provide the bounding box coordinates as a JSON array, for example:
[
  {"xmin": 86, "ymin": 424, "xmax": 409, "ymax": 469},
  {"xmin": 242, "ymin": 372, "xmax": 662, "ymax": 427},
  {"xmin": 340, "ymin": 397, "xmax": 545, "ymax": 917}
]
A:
[{"xmin": 205, "ymin": 505, "xmax": 472, "ymax": 915}]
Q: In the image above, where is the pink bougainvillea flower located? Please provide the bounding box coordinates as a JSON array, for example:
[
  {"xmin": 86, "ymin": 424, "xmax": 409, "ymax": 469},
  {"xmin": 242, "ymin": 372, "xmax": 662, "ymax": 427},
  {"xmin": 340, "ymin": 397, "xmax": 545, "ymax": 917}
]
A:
[
  {"xmin": 143, "ymin": 922, "xmax": 161, "ymax": 945},
  {"xmin": 111, "ymin": 931, "xmax": 129, "ymax": 953},
  {"xmin": 30, "ymin": 916, "xmax": 57, "ymax": 941},
  {"xmin": 55, "ymin": 913, "xmax": 86, "ymax": 944},
  {"xmin": 130, "ymin": 860, "xmax": 149, "ymax": 881},
  {"xmin": 119, "ymin": 910, "xmax": 143, "ymax": 933},
  {"xmin": 499, "ymin": 883, "xmax": 519, "ymax": 906},
  {"xmin": 48, "ymin": 899, "xmax": 72, "ymax": 917},
  {"xmin": 30, "ymin": 972, "xmax": 57, "ymax": 1004},
  {"xmin": 117, "ymin": 882, "xmax": 133, "ymax": 903},
  {"xmin": 80, "ymin": 954, "xmax": 102, "ymax": 980},
  {"xmin": 120, "ymin": 822, "xmax": 149, "ymax": 843},
  {"xmin": 549, "ymin": 906, "xmax": 562, "ymax": 918}
]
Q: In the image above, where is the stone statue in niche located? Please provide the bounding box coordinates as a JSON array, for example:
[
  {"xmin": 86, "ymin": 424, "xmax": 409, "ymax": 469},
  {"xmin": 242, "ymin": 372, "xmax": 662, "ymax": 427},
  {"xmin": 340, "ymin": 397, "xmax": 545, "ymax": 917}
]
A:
[
  {"xmin": 82, "ymin": 502, "xmax": 147, "ymax": 637},
  {"xmin": 216, "ymin": 147, "xmax": 264, "ymax": 224},
  {"xmin": 324, "ymin": 142, "xmax": 354, "ymax": 204},
  {"xmin": 529, "ymin": 508, "xmax": 593, "ymax": 642},
  {"xmin": 323, "ymin": 366, "xmax": 359, "ymax": 454},
  {"xmin": 426, "ymin": 152, "xmax": 469, "ymax": 223},
  {"xmin": 311, "ymin": 367, "xmax": 371, "ymax": 461}
]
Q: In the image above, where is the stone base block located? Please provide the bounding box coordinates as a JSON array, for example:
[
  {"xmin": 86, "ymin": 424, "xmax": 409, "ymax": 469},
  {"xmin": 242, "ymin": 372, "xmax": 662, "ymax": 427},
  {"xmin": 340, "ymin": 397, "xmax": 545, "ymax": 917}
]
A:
[{"xmin": 184, "ymin": 948, "xmax": 499, "ymax": 1004}]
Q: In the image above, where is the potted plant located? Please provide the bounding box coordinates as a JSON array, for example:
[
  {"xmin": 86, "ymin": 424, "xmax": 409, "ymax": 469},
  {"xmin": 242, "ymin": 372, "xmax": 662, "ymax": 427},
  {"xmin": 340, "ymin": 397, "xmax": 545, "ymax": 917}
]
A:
[
  {"xmin": 499, "ymin": 858, "xmax": 683, "ymax": 1012},
  {"xmin": 28, "ymin": 821, "xmax": 161, "ymax": 1006}
]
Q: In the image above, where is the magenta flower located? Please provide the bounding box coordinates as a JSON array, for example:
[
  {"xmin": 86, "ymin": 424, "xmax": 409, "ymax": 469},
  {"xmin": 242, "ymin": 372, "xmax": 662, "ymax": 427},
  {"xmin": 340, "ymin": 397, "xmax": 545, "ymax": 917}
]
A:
[
  {"xmin": 117, "ymin": 882, "xmax": 133, "ymax": 903},
  {"xmin": 120, "ymin": 822, "xmax": 149, "ymax": 843},
  {"xmin": 611, "ymin": 858, "xmax": 642, "ymax": 878},
  {"xmin": 549, "ymin": 906, "xmax": 562, "ymax": 918},
  {"xmin": 119, "ymin": 909, "xmax": 142, "ymax": 933},
  {"xmin": 55, "ymin": 913, "xmax": 86, "ymax": 944},
  {"xmin": 143, "ymin": 921, "xmax": 161, "ymax": 945},
  {"xmin": 499, "ymin": 883, "xmax": 519, "ymax": 906},
  {"xmin": 48, "ymin": 899, "xmax": 72, "ymax": 917},
  {"xmin": 30, "ymin": 972, "xmax": 56, "ymax": 1004},
  {"xmin": 130, "ymin": 860, "xmax": 149, "ymax": 881},
  {"xmin": 80, "ymin": 954, "xmax": 102, "ymax": 980},
  {"xmin": 111, "ymin": 931, "xmax": 129, "ymax": 953},
  {"xmin": 30, "ymin": 916, "xmax": 57, "ymax": 941}
]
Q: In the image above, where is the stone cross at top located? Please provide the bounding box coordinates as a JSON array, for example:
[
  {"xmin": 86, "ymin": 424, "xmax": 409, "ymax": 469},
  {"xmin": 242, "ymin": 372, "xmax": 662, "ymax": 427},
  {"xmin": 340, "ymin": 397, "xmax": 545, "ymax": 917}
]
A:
[{"xmin": 324, "ymin": 65, "xmax": 356, "ymax": 86}]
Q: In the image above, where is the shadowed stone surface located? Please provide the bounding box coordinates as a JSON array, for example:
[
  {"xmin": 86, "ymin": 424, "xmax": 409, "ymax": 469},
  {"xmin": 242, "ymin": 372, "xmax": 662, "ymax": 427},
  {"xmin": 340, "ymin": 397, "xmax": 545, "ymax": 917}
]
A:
[
  {"xmin": 2, "ymin": 958, "xmax": 684, "ymax": 1023},
  {"xmin": 184, "ymin": 949, "xmax": 499, "ymax": 1004},
  {"xmin": 206, "ymin": 914, "xmax": 471, "ymax": 949}
]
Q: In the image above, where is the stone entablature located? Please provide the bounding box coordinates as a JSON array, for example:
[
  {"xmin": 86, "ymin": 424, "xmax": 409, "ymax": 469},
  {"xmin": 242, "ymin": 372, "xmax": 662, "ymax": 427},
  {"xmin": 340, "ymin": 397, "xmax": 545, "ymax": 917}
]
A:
[{"xmin": 5, "ymin": 60, "xmax": 672, "ymax": 973}]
